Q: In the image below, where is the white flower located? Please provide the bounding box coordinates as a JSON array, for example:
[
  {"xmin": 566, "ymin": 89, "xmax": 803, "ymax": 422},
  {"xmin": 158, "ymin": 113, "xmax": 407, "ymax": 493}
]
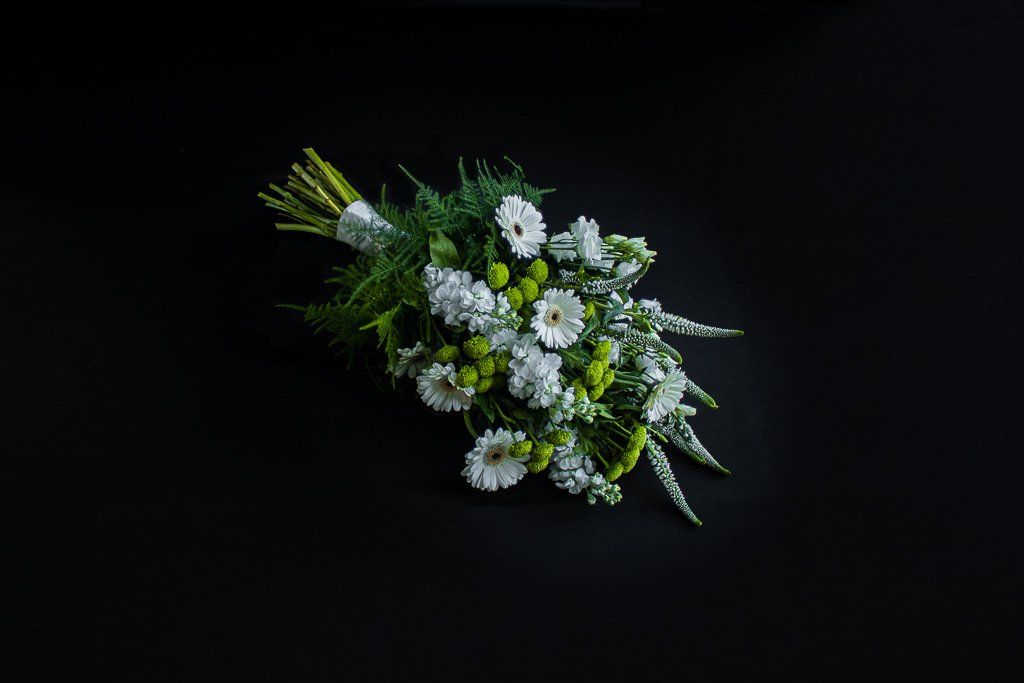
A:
[
  {"xmin": 496, "ymin": 195, "xmax": 546, "ymax": 258},
  {"xmin": 417, "ymin": 362, "xmax": 474, "ymax": 412},
  {"xmin": 545, "ymin": 231, "xmax": 575, "ymax": 261},
  {"xmin": 459, "ymin": 280, "xmax": 496, "ymax": 315},
  {"xmin": 392, "ymin": 341, "xmax": 429, "ymax": 378},
  {"xmin": 571, "ymin": 216, "xmax": 602, "ymax": 263},
  {"xmin": 635, "ymin": 354, "xmax": 666, "ymax": 384},
  {"xmin": 531, "ymin": 288, "xmax": 585, "ymax": 349},
  {"xmin": 549, "ymin": 444, "xmax": 597, "ymax": 494},
  {"xmin": 462, "ymin": 428, "xmax": 530, "ymax": 491},
  {"xmin": 644, "ymin": 369, "xmax": 687, "ymax": 422},
  {"xmin": 615, "ymin": 259, "xmax": 642, "ymax": 278},
  {"xmin": 637, "ymin": 298, "xmax": 661, "ymax": 313}
]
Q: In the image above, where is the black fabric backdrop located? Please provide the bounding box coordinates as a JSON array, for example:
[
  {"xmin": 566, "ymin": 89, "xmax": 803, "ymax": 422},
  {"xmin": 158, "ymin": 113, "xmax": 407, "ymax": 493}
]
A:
[{"xmin": 5, "ymin": 2, "xmax": 1020, "ymax": 680}]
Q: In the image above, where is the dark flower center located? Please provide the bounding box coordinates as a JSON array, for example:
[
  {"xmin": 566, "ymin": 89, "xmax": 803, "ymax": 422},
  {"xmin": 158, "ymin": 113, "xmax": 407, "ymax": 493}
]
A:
[
  {"xmin": 512, "ymin": 222, "xmax": 524, "ymax": 237},
  {"xmin": 544, "ymin": 306, "xmax": 564, "ymax": 326},
  {"xmin": 486, "ymin": 448, "xmax": 506, "ymax": 464}
]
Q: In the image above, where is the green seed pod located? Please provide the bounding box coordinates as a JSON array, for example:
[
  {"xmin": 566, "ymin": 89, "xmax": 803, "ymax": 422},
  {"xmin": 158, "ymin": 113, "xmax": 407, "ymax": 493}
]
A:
[
  {"xmin": 519, "ymin": 277, "xmax": 539, "ymax": 304},
  {"xmin": 606, "ymin": 461, "xmax": 624, "ymax": 482},
  {"xmin": 505, "ymin": 286, "xmax": 524, "ymax": 310},
  {"xmin": 526, "ymin": 258, "xmax": 549, "ymax": 284},
  {"xmin": 475, "ymin": 355, "xmax": 495, "ymax": 377},
  {"xmin": 488, "ymin": 262, "xmax": 510, "ymax": 290},
  {"xmin": 455, "ymin": 365, "xmax": 479, "ymax": 388},
  {"xmin": 494, "ymin": 350, "xmax": 512, "ymax": 374},
  {"xmin": 435, "ymin": 345, "xmax": 460, "ymax": 363}
]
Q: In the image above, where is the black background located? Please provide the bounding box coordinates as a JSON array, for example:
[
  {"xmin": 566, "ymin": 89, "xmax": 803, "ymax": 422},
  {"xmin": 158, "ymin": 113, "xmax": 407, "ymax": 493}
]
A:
[{"xmin": 5, "ymin": 2, "xmax": 1021, "ymax": 679}]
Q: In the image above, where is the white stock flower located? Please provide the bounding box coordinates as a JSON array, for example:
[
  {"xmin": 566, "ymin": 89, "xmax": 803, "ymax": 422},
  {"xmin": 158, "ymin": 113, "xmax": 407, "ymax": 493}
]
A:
[
  {"xmin": 644, "ymin": 369, "xmax": 687, "ymax": 422},
  {"xmin": 462, "ymin": 428, "xmax": 530, "ymax": 491},
  {"xmin": 417, "ymin": 362, "xmax": 474, "ymax": 412},
  {"xmin": 531, "ymin": 288, "xmax": 585, "ymax": 349},
  {"xmin": 496, "ymin": 195, "xmax": 546, "ymax": 258},
  {"xmin": 549, "ymin": 444, "xmax": 597, "ymax": 494}
]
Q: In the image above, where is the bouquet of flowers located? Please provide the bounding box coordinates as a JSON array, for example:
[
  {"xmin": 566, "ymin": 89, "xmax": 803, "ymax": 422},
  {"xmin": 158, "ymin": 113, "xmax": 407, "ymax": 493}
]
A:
[{"xmin": 260, "ymin": 150, "xmax": 742, "ymax": 524}]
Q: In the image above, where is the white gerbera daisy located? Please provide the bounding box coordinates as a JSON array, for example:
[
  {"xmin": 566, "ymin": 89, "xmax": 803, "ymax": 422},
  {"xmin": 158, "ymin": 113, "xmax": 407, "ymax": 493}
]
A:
[
  {"xmin": 644, "ymin": 369, "xmax": 687, "ymax": 423},
  {"xmin": 634, "ymin": 354, "xmax": 666, "ymax": 384},
  {"xmin": 462, "ymin": 428, "xmax": 530, "ymax": 491},
  {"xmin": 531, "ymin": 288, "xmax": 585, "ymax": 349},
  {"xmin": 417, "ymin": 362, "xmax": 474, "ymax": 412},
  {"xmin": 392, "ymin": 341, "xmax": 429, "ymax": 378},
  {"xmin": 496, "ymin": 195, "xmax": 546, "ymax": 258}
]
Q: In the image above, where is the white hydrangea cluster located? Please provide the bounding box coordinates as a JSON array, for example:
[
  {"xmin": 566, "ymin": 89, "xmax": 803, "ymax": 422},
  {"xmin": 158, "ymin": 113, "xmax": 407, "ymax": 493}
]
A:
[
  {"xmin": 507, "ymin": 333, "xmax": 564, "ymax": 409},
  {"xmin": 422, "ymin": 265, "xmax": 517, "ymax": 335}
]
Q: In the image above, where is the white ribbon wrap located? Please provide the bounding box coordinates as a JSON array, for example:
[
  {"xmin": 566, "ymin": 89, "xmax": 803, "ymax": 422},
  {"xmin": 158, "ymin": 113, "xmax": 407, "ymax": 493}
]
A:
[{"xmin": 336, "ymin": 200, "xmax": 402, "ymax": 254}]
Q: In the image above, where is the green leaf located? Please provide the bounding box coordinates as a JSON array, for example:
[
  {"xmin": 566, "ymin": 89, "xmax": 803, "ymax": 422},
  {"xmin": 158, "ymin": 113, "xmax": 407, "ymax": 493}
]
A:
[
  {"xmin": 475, "ymin": 395, "xmax": 496, "ymax": 423},
  {"xmin": 429, "ymin": 230, "xmax": 461, "ymax": 268}
]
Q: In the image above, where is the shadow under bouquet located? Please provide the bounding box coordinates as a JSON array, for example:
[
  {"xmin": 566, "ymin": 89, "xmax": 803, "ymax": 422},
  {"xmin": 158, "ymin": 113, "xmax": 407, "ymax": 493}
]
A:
[{"xmin": 260, "ymin": 150, "xmax": 742, "ymax": 524}]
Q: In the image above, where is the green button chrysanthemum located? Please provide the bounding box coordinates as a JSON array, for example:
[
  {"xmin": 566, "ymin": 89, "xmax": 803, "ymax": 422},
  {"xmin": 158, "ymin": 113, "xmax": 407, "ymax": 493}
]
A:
[
  {"xmin": 592, "ymin": 339, "xmax": 611, "ymax": 360},
  {"xmin": 462, "ymin": 335, "xmax": 490, "ymax": 360},
  {"xmin": 546, "ymin": 429, "xmax": 572, "ymax": 446},
  {"xmin": 626, "ymin": 425, "xmax": 648, "ymax": 453},
  {"xmin": 589, "ymin": 384, "xmax": 604, "ymax": 401},
  {"xmin": 435, "ymin": 344, "xmax": 460, "ymax": 363},
  {"xmin": 525, "ymin": 258, "xmax": 549, "ymax": 284},
  {"xmin": 519, "ymin": 276, "xmax": 539, "ymax": 304},
  {"xmin": 526, "ymin": 458, "xmax": 550, "ymax": 474},
  {"xmin": 475, "ymin": 354, "xmax": 495, "ymax": 377},
  {"xmin": 622, "ymin": 447, "xmax": 641, "ymax": 473},
  {"xmin": 493, "ymin": 350, "xmax": 512, "ymax": 374},
  {"xmin": 583, "ymin": 300, "xmax": 595, "ymax": 321},
  {"xmin": 584, "ymin": 359, "xmax": 606, "ymax": 387},
  {"xmin": 601, "ymin": 368, "xmax": 615, "ymax": 388},
  {"xmin": 606, "ymin": 461, "xmax": 624, "ymax": 482},
  {"xmin": 474, "ymin": 375, "xmax": 494, "ymax": 393},
  {"xmin": 455, "ymin": 365, "xmax": 479, "ymax": 388},
  {"xmin": 505, "ymin": 286, "xmax": 524, "ymax": 310},
  {"xmin": 533, "ymin": 443, "xmax": 555, "ymax": 460},
  {"xmin": 488, "ymin": 262, "xmax": 510, "ymax": 290},
  {"xmin": 509, "ymin": 440, "xmax": 533, "ymax": 457}
]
